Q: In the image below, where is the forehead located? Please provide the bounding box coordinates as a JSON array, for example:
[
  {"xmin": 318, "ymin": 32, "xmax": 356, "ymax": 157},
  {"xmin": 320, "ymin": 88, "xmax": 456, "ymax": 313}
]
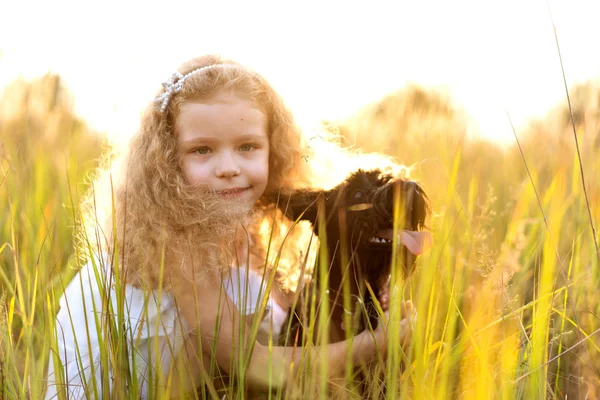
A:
[
  {"xmin": 176, "ymin": 91, "xmax": 267, "ymax": 141},
  {"xmin": 346, "ymin": 171, "xmax": 388, "ymax": 190}
]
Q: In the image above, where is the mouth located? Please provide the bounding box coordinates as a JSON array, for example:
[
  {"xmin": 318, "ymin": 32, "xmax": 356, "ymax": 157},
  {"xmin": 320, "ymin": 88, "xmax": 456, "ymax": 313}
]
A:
[
  {"xmin": 367, "ymin": 228, "xmax": 394, "ymax": 245},
  {"xmin": 217, "ymin": 187, "xmax": 250, "ymax": 199}
]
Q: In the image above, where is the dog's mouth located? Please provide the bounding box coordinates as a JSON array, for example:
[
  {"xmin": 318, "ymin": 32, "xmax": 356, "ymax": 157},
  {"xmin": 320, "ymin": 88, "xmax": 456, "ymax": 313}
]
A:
[{"xmin": 367, "ymin": 228, "xmax": 394, "ymax": 246}]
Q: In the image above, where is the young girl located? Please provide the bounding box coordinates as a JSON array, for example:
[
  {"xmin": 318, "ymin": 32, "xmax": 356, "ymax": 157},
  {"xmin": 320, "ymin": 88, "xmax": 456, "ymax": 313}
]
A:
[{"xmin": 45, "ymin": 55, "xmax": 418, "ymax": 399}]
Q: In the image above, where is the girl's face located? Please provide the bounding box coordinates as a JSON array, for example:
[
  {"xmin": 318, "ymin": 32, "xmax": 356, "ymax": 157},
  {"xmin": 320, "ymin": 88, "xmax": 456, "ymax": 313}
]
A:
[{"xmin": 177, "ymin": 91, "xmax": 270, "ymax": 205}]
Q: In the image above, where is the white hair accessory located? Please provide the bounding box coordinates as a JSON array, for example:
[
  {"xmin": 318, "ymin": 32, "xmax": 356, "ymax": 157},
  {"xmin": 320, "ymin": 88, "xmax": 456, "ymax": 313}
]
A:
[{"xmin": 154, "ymin": 64, "xmax": 238, "ymax": 113}]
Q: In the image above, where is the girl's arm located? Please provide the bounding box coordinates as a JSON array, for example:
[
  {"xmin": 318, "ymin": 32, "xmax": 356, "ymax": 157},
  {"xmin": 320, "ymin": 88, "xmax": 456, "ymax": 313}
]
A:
[
  {"xmin": 171, "ymin": 277, "xmax": 413, "ymax": 393},
  {"xmin": 246, "ymin": 322, "xmax": 387, "ymax": 388},
  {"xmin": 246, "ymin": 303, "xmax": 414, "ymax": 389}
]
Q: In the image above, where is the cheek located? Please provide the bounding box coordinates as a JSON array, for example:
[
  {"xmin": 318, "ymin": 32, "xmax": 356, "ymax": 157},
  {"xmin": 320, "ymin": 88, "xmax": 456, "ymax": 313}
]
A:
[
  {"xmin": 181, "ymin": 159, "xmax": 211, "ymax": 185},
  {"xmin": 262, "ymin": 154, "xmax": 270, "ymax": 183},
  {"xmin": 262, "ymin": 151, "xmax": 270, "ymax": 173},
  {"xmin": 252, "ymin": 151, "xmax": 269, "ymax": 179}
]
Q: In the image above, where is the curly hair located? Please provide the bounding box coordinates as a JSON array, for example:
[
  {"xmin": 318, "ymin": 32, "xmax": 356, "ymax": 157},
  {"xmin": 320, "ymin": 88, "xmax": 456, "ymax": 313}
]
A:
[{"xmin": 79, "ymin": 55, "xmax": 312, "ymax": 289}]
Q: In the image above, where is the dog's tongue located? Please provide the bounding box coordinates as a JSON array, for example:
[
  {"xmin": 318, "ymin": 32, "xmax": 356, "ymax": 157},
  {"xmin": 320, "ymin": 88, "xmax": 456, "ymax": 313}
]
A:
[
  {"xmin": 401, "ymin": 231, "xmax": 431, "ymax": 255},
  {"xmin": 375, "ymin": 229, "xmax": 432, "ymax": 255}
]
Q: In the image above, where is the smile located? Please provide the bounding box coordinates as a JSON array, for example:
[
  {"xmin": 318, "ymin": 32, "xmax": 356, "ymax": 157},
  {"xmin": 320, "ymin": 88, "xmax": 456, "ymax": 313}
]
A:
[{"xmin": 218, "ymin": 187, "xmax": 249, "ymax": 198}]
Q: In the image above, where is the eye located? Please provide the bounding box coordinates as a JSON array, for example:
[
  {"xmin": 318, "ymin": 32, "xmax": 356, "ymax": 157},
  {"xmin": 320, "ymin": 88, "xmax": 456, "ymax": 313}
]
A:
[
  {"xmin": 239, "ymin": 143, "xmax": 255, "ymax": 152},
  {"xmin": 194, "ymin": 146, "xmax": 211, "ymax": 155}
]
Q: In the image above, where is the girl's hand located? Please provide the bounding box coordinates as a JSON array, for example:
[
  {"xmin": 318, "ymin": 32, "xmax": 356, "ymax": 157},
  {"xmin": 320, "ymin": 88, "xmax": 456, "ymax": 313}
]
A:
[
  {"xmin": 374, "ymin": 300, "xmax": 416, "ymax": 354},
  {"xmin": 378, "ymin": 283, "xmax": 390, "ymax": 311}
]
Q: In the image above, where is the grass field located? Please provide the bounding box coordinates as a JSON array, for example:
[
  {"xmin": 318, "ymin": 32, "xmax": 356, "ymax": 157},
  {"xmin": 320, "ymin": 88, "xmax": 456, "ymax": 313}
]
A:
[{"xmin": 1, "ymin": 71, "xmax": 599, "ymax": 398}]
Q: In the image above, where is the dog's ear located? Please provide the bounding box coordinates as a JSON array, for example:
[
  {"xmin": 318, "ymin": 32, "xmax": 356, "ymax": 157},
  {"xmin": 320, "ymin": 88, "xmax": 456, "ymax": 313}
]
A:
[
  {"xmin": 270, "ymin": 189, "xmax": 325, "ymax": 224},
  {"xmin": 402, "ymin": 181, "xmax": 430, "ymax": 277},
  {"xmin": 408, "ymin": 182, "xmax": 429, "ymax": 230}
]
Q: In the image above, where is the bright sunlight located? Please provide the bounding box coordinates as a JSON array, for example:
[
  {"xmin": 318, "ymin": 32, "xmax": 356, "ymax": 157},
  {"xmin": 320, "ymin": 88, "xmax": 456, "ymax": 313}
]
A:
[{"xmin": 1, "ymin": 0, "xmax": 600, "ymax": 399}]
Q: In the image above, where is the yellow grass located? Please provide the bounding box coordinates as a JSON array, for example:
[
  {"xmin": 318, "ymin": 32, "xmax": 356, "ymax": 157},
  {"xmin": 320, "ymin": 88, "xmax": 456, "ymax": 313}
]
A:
[{"xmin": 1, "ymin": 73, "xmax": 599, "ymax": 398}]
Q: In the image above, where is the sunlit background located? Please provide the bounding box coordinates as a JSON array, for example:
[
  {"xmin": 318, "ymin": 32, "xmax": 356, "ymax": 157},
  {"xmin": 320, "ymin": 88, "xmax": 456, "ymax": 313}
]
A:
[
  {"xmin": 2, "ymin": 1, "xmax": 600, "ymax": 398},
  {"xmin": 2, "ymin": 0, "xmax": 599, "ymax": 145}
]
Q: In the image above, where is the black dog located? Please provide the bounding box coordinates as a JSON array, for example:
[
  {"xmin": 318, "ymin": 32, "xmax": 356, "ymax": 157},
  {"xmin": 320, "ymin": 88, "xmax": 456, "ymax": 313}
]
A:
[{"xmin": 272, "ymin": 169, "xmax": 429, "ymax": 346}]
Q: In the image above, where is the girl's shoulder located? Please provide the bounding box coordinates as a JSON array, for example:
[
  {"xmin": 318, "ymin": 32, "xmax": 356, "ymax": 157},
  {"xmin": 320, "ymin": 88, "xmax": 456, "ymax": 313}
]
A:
[
  {"xmin": 223, "ymin": 266, "xmax": 273, "ymax": 315},
  {"xmin": 47, "ymin": 254, "xmax": 188, "ymax": 399},
  {"xmin": 56, "ymin": 253, "xmax": 182, "ymax": 339}
]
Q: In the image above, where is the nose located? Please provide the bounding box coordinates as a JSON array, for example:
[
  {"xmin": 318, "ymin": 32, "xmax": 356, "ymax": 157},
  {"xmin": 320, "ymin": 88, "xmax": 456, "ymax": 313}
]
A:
[{"xmin": 215, "ymin": 151, "xmax": 241, "ymax": 178}]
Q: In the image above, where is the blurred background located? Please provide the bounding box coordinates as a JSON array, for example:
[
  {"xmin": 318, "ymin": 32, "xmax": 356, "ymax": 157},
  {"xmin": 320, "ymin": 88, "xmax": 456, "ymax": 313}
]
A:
[{"xmin": 1, "ymin": 0, "xmax": 600, "ymax": 398}]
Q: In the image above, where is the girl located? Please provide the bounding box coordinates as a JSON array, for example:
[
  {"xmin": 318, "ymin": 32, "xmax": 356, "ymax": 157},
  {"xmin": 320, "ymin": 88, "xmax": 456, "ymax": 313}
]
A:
[{"xmin": 45, "ymin": 55, "xmax": 417, "ymax": 399}]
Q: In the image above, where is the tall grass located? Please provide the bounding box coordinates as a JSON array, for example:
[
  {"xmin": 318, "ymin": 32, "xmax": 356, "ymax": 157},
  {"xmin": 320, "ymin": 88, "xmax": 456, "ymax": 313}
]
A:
[
  {"xmin": 0, "ymin": 74, "xmax": 105, "ymax": 398},
  {"xmin": 1, "ymin": 71, "xmax": 599, "ymax": 398}
]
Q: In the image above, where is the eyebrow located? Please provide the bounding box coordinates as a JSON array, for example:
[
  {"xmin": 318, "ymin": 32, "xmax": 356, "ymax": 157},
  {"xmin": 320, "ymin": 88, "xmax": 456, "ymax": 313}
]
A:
[{"xmin": 179, "ymin": 134, "xmax": 268, "ymax": 146}]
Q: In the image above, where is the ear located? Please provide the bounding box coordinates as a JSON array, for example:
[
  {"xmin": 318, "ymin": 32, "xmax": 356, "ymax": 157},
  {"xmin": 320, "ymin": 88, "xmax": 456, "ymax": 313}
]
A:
[
  {"xmin": 271, "ymin": 189, "xmax": 325, "ymax": 224},
  {"xmin": 404, "ymin": 181, "xmax": 429, "ymax": 230}
]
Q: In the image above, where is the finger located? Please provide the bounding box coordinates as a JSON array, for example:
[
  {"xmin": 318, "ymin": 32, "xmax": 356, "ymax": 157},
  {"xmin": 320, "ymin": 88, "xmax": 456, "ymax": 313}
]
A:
[
  {"xmin": 378, "ymin": 286, "xmax": 389, "ymax": 299},
  {"xmin": 379, "ymin": 310, "xmax": 390, "ymax": 327},
  {"xmin": 400, "ymin": 312, "xmax": 416, "ymax": 342},
  {"xmin": 399, "ymin": 318, "xmax": 413, "ymax": 348},
  {"xmin": 400, "ymin": 300, "xmax": 415, "ymax": 319},
  {"xmin": 378, "ymin": 284, "xmax": 390, "ymax": 311},
  {"xmin": 380, "ymin": 293, "xmax": 390, "ymax": 311}
]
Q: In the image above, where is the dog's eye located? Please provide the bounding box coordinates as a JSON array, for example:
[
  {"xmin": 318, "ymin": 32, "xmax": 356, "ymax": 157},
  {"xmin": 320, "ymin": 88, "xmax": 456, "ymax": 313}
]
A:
[{"xmin": 353, "ymin": 191, "xmax": 363, "ymax": 200}]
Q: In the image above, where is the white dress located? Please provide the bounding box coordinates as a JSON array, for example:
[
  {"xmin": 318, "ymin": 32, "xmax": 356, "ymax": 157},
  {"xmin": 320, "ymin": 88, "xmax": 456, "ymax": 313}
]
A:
[
  {"xmin": 222, "ymin": 266, "xmax": 288, "ymax": 345},
  {"xmin": 45, "ymin": 258, "xmax": 286, "ymax": 399},
  {"xmin": 45, "ymin": 256, "xmax": 188, "ymax": 399}
]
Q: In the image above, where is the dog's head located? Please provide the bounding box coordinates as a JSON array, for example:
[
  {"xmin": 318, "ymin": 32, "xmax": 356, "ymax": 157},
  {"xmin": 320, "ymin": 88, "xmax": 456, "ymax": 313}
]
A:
[{"xmin": 273, "ymin": 169, "xmax": 430, "ymax": 278}]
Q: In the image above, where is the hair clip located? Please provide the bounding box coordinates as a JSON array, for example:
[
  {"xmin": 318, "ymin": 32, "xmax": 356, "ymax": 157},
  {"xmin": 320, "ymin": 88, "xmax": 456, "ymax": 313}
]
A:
[{"xmin": 154, "ymin": 64, "xmax": 240, "ymax": 113}]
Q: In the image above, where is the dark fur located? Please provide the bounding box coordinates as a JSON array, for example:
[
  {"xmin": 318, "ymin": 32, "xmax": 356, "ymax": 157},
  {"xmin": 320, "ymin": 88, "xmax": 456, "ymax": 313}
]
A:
[{"xmin": 272, "ymin": 169, "xmax": 429, "ymax": 346}]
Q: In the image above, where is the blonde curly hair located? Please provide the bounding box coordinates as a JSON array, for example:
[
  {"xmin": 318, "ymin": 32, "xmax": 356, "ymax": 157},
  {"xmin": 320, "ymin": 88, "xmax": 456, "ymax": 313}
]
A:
[{"xmin": 79, "ymin": 55, "xmax": 311, "ymax": 289}]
